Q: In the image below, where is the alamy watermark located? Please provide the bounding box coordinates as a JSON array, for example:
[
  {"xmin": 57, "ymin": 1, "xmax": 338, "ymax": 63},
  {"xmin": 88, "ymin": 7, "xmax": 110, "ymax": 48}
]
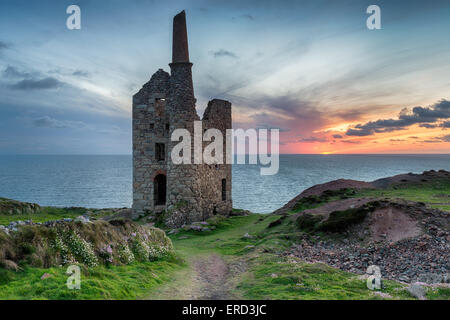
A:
[
  {"xmin": 66, "ymin": 265, "xmax": 81, "ymax": 290},
  {"xmin": 171, "ymin": 121, "xmax": 279, "ymax": 175},
  {"xmin": 366, "ymin": 265, "xmax": 383, "ymax": 290},
  {"xmin": 66, "ymin": 5, "xmax": 81, "ymax": 30}
]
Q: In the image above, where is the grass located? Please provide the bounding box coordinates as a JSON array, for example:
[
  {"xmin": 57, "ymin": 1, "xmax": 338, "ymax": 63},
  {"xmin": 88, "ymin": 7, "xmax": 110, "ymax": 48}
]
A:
[
  {"xmin": 352, "ymin": 179, "xmax": 450, "ymax": 212},
  {"xmin": 165, "ymin": 214, "xmax": 422, "ymax": 300},
  {"xmin": 0, "ymin": 212, "xmax": 448, "ymax": 300},
  {"xmin": 236, "ymin": 257, "xmax": 411, "ymax": 300},
  {"xmin": 0, "ymin": 255, "xmax": 184, "ymax": 300},
  {"xmin": 1, "ymin": 175, "xmax": 448, "ymax": 300},
  {"xmin": 0, "ymin": 207, "xmax": 113, "ymax": 226}
]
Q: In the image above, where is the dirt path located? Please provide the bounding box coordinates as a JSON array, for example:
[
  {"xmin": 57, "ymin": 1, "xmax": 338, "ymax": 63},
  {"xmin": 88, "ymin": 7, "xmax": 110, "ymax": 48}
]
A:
[{"xmin": 146, "ymin": 254, "xmax": 236, "ymax": 300}]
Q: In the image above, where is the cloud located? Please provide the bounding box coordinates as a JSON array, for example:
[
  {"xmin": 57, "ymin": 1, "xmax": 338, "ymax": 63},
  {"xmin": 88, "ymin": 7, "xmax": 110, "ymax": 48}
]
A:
[
  {"xmin": 390, "ymin": 139, "xmax": 405, "ymax": 142},
  {"xmin": 421, "ymin": 140, "xmax": 441, "ymax": 143},
  {"xmin": 211, "ymin": 49, "xmax": 238, "ymax": 59},
  {"xmin": 10, "ymin": 77, "xmax": 63, "ymax": 90},
  {"xmin": 241, "ymin": 14, "xmax": 254, "ymax": 20},
  {"xmin": 0, "ymin": 41, "xmax": 10, "ymax": 51},
  {"xmin": 409, "ymin": 136, "xmax": 419, "ymax": 139},
  {"xmin": 299, "ymin": 136, "xmax": 328, "ymax": 143},
  {"xmin": 32, "ymin": 116, "xmax": 87, "ymax": 129},
  {"xmin": 332, "ymin": 134, "xmax": 343, "ymax": 139},
  {"xmin": 72, "ymin": 70, "xmax": 91, "ymax": 78},
  {"xmin": 419, "ymin": 123, "xmax": 438, "ymax": 129},
  {"xmin": 3, "ymin": 66, "xmax": 33, "ymax": 79},
  {"xmin": 441, "ymin": 121, "xmax": 450, "ymax": 128},
  {"xmin": 341, "ymin": 140, "xmax": 361, "ymax": 144},
  {"xmin": 436, "ymin": 134, "xmax": 450, "ymax": 142},
  {"xmin": 346, "ymin": 100, "xmax": 450, "ymax": 136}
]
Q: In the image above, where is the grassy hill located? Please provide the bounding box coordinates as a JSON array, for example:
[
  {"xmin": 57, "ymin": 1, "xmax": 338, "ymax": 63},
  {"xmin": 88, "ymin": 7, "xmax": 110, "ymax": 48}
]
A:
[{"xmin": 0, "ymin": 171, "xmax": 448, "ymax": 300}]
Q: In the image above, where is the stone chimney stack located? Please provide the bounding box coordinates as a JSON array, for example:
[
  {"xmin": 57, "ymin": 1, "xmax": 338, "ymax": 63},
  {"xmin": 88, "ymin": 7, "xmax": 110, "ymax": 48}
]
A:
[
  {"xmin": 172, "ymin": 10, "xmax": 190, "ymax": 63},
  {"xmin": 168, "ymin": 10, "xmax": 196, "ymax": 120}
]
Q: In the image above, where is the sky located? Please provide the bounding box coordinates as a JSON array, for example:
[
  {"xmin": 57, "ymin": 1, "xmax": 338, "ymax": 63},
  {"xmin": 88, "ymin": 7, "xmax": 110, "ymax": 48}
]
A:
[{"xmin": 0, "ymin": 0, "xmax": 449, "ymax": 154}]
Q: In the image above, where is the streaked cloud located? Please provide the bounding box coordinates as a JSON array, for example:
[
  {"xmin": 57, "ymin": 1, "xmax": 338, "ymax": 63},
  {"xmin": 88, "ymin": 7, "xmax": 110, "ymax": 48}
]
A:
[
  {"xmin": 346, "ymin": 100, "xmax": 450, "ymax": 136},
  {"xmin": 32, "ymin": 116, "xmax": 87, "ymax": 129},
  {"xmin": 9, "ymin": 77, "xmax": 63, "ymax": 90},
  {"xmin": 211, "ymin": 49, "xmax": 238, "ymax": 59}
]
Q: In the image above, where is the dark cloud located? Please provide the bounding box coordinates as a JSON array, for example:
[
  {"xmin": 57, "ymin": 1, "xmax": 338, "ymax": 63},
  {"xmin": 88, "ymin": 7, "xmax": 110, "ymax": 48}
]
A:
[
  {"xmin": 436, "ymin": 134, "xmax": 450, "ymax": 142},
  {"xmin": 299, "ymin": 136, "xmax": 327, "ymax": 143},
  {"xmin": 341, "ymin": 140, "xmax": 361, "ymax": 144},
  {"xmin": 332, "ymin": 134, "xmax": 343, "ymax": 139},
  {"xmin": 212, "ymin": 49, "xmax": 238, "ymax": 59},
  {"xmin": 0, "ymin": 41, "xmax": 9, "ymax": 51},
  {"xmin": 346, "ymin": 100, "xmax": 450, "ymax": 136},
  {"xmin": 421, "ymin": 140, "xmax": 441, "ymax": 143},
  {"xmin": 32, "ymin": 116, "xmax": 86, "ymax": 129},
  {"xmin": 409, "ymin": 136, "xmax": 419, "ymax": 139},
  {"xmin": 441, "ymin": 121, "xmax": 450, "ymax": 128},
  {"xmin": 72, "ymin": 70, "xmax": 91, "ymax": 78},
  {"xmin": 390, "ymin": 139, "xmax": 405, "ymax": 142},
  {"xmin": 10, "ymin": 77, "xmax": 63, "ymax": 90},
  {"xmin": 419, "ymin": 123, "xmax": 438, "ymax": 129},
  {"xmin": 3, "ymin": 66, "xmax": 32, "ymax": 79},
  {"xmin": 241, "ymin": 14, "xmax": 254, "ymax": 20}
]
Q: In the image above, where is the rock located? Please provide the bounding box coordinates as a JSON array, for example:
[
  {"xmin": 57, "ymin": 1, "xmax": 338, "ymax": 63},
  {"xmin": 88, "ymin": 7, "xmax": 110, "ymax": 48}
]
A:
[
  {"xmin": 373, "ymin": 291, "xmax": 393, "ymax": 299},
  {"xmin": 271, "ymin": 273, "xmax": 278, "ymax": 278},
  {"xmin": 178, "ymin": 236, "xmax": 189, "ymax": 240},
  {"xmin": 243, "ymin": 233, "xmax": 253, "ymax": 239},
  {"xmin": 407, "ymin": 283, "xmax": 427, "ymax": 300},
  {"xmin": 168, "ymin": 229, "xmax": 179, "ymax": 235},
  {"xmin": 41, "ymin": 273, "xmax": 52, "ymax": 280},
  {"xmin": 75, "ymin": 216, "xmax": 90, "ymax": 224},
  {"xmin": 2, "ymin": 260, "xmax": 20, "ymax": 271},
  {"xmin": 0, "ymin": 225, "xmax": 9, "ymax": 235}
]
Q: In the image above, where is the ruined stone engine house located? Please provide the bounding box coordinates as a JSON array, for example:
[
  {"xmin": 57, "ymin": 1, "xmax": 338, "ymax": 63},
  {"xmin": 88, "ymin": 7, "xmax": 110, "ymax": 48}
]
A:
[{"xmin": 132, "ymin": 11, "xmax": 232, "ymax": 223}]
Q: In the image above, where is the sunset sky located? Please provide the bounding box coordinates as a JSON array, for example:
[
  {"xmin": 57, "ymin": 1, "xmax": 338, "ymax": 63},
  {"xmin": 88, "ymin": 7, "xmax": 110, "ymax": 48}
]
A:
[{"xmin": 0, "ymin": 0, "xmax": 449, "ymax": 154}]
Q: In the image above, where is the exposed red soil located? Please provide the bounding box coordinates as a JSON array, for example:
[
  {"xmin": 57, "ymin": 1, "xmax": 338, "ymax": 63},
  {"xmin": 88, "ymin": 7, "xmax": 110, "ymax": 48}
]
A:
[
  {"xmin": 369, "ymin": 207, "xmax": 422, "ymax": 242},
  {"xmin": 273, "ymin": 179, "xmax": 374, "ymax": 215}
]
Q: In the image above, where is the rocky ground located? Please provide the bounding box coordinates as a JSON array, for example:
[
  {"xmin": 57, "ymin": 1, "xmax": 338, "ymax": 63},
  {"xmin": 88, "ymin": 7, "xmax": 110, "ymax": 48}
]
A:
[
  {"xmin": 287, "ymin": 232, "xmax": 449, "ymax": 284},
  {"xmin": 281, "ymin": 171, "xmax": 450, "ymax": 285}
]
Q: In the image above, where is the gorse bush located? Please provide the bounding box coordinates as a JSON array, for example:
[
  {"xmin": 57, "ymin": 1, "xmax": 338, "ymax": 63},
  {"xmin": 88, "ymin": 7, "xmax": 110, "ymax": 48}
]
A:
[{"xmin": 0, "ymin": 220, "xmax": 174, "ymax": 269}]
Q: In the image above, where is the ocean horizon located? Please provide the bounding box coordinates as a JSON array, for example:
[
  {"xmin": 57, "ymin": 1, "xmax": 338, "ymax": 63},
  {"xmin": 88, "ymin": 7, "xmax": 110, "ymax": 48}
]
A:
[{"xmin": 1, "ymin": 154, "xmax": 449, "ymax": 213}]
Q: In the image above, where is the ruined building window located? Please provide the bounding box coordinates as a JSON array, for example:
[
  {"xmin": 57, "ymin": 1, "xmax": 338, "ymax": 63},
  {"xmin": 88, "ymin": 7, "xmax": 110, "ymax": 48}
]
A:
[
  {"xmin": 221, "ymin": 179, "xmax": 226, "ymax": 201},
  {"xmin": 165, "ymin": 123, "xmax": 170, "ymax": 131},
  {"xmin": 155, "ymin": 98, "xmax": 165, "ymax": 117},
  {"xmin": 155, "ymin": 143, "xmax": 165, "ymax": 161},
  {"xmin": 154, "ymin": 174, "xmax": 166, "ymax": 206}
]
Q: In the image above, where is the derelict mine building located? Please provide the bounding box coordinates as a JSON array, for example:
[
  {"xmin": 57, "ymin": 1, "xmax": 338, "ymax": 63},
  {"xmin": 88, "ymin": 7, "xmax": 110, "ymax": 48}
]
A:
[{"xmin": 132, "ymin": 11, "xmax": 232, "ymax": 224}]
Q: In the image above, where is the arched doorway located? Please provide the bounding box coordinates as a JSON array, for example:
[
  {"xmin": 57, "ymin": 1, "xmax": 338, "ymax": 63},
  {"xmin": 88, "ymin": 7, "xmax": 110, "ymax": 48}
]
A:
[{"xmin": 154, "ymin": 174, "xmax": 166, "ymax": 206}]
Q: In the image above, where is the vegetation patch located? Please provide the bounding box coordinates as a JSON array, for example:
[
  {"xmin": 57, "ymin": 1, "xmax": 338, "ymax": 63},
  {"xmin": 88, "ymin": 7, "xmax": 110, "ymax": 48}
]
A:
[
  {"xmin": 296, "ymin": 213, "xmax": 323, "ymax": 231},
  {"xmin": 291, "ymin": 188, "xmax": 357, "ymax": 213},
  {"xmin": 0, "ymin": 198, "xmax": 41, "ymax": 215},
  {"xmin": 0, "ymin": 220, "xmax": 174, "ymax": 269},
  {"xmin": 316, "ymin": 202, "xmax": 378, "ymax": 232}
]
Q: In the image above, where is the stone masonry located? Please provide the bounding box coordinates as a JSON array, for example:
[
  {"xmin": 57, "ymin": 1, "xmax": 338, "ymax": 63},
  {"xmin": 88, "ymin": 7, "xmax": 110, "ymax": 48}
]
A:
[{"xmin": 132, "ymin": 11, "xmax": 232, "ymax": 223}]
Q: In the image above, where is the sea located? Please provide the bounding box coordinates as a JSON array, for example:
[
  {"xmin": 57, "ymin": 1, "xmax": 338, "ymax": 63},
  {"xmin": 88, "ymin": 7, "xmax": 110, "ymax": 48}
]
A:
[{"xmin": 0, "ymin": 154, "xmax": 449, "ymax": 213}]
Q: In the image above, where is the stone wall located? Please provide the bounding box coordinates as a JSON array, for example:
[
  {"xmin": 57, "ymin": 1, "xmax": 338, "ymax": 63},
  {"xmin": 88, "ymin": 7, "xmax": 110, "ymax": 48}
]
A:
[{"xmin": 132, "ymin": 69, "xmax": 170, "ymax": 213}]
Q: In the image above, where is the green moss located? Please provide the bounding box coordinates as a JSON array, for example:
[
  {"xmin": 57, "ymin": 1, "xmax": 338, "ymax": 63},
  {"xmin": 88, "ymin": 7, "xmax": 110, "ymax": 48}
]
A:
[
  {"xmin": 296, "ymin": 213, "xmax": 323, "ymax": 231},
  {"xmin": 291, "ymin": 189, "xmax": 358, "ymax": 213}
]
